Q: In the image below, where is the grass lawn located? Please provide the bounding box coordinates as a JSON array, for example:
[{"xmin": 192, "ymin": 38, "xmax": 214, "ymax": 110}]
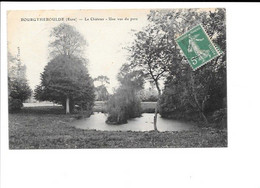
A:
[{"xmin": 9, "ymin": 106, "xmax": 227, "ymax": 149}]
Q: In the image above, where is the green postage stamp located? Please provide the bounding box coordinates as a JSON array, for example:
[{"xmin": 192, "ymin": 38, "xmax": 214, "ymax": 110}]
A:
[{"xmin": 176, "ymin": 24, "xmax": 222, "ymax": 70}]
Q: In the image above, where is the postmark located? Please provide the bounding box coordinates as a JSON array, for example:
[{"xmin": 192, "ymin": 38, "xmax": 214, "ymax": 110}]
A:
[{"xmin": 176, "ymin": 24, "xmax": 221, "ymax": 70}]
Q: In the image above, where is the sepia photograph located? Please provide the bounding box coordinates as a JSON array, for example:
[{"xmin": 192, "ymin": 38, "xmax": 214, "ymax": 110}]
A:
[
  {"xmin": 3, "ymin": 2, "xmax": 260, "ymax": 188},
  {"xmin": 7, "ymin": 8, "xmax": 227, "ymax": 149}
]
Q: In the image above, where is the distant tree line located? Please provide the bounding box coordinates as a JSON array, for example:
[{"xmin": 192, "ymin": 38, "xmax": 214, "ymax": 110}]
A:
[
  {"xmin": 94, "ymin": 75, "xmax": 110, "ymax": 101},
  {"xmin": 138, "ymin": 88, "xmax": 159, "ymax": 102}
]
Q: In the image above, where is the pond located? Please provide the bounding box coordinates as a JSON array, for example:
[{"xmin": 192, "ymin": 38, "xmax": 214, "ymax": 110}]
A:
[{"xmin": 72, "ymin": 112, "xmax": 195, "ymax": 132}]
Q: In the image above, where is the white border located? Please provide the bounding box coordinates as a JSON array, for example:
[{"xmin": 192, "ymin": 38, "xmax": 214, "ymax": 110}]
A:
[{"xmin": 2, "ymin": 2, "xmax": 260, "ymax": 188}]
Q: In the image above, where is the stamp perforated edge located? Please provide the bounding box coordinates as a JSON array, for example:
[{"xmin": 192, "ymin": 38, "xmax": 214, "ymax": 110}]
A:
[
  {"xmin": 175, "ymin": 24, "xmax": 223, "ymax": 71},
  {"xmin": 200, "ymin": 24, "xmax": 222, "ymax": 56}
]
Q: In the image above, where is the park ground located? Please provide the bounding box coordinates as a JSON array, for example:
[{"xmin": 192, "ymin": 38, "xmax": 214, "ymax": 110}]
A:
[{"xmin": 9, "ymin": 104, "xmax": 227, "ymax": 149}]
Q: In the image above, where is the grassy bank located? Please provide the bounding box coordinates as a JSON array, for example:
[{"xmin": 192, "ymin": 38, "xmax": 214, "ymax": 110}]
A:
[{"xmin": 9, "ymin": 106, "xmax": 227, "ymax": 149}]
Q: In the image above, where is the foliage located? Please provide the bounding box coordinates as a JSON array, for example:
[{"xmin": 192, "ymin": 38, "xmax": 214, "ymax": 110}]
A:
[
  {"xmin": 94, "ymin": 75, "xmax": 110, "ymax": 101},
  {"xmin": 9, "ymin": 78, "xmax": 32, "ymax": 102},
  {"xmin": 9, "ymin": 98, "xmax": 23, "ymax": 112},
  {"xmin": 95, "ymin": 85, "xmax": 109, "ymax": 101},
  {"xmin": 8, "ymin": 51, "xmax": 32, "ymax": 112},
  {"xmin": 126, "ymin": 22, "xmax": 173, "ymax": 96},
  {"xmin": 211, "ymin": 108, "xmax": 227, "ymax": 128},
  {"xmin": 34, "ymin": 55, "xmax": 95, "ymax": 113},
  {"xmin": 106, "ymin": 88, "xmax": 142, "ymax": 124},
  {"xmin": 124, "ymin": 8, "xmax": 226, "ymax": 127},
  {"xmin": 49, "ymin": 23, "xmax": 87, "ymax": 58},
  {"xmin": 35, "ymin": 23, "xmax": 94, "ymax": 114},
  {"xmin": 125, "ymin": 9, "xmax": 188, "ymax": 130},
  {"xmin": 106, "ymin": 70, "xmax": 144, "ymax": 124},
  {"xmin": 8, "ymin": 51, "xmax": 26, "ymax": 80},
  {"xmin": 141, "ymin": 8, "xmax": 227, "ymax": 127},
  {"xmin": 138, "ymin": 88, "xmax": 159, "ymax": 102},
  {"xmin": 94, "ymin": 75, "xmax": 110, "ymax": 86}
]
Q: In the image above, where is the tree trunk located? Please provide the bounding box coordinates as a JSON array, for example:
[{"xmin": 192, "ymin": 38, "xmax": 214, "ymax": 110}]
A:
[
  {"xmin": 153, "ymin": 81, "xmax": 161, "ymax": 131},
  {"xmin": 66, "ymin": 97, "xmax": 70, "ymax": 114},
  {"xmin": 200, "ymin": 111, "xmax": 208, "ymax": 125},
  {"xmin": 154, "ymin": 102, "xmax": 158, "ymax": 131}
]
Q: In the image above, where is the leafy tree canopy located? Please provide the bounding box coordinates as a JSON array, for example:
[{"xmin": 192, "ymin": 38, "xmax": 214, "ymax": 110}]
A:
[
  {"xmin": 106, "ymin": 70, "xmax": 144, "ymax": 125},
  {"xmin": 34, "ymin": 55, "xmax": 95, "ymax": 111},
  {"xmin": 49, "ymin": 23, "xmax": 87, "ymax": 59}
]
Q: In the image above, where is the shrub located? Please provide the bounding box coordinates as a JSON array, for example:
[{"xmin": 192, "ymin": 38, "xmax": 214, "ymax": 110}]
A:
[
  {"xmin": 139, "ymin": 89, "xmax": 159, "ymax": 102},
  {"xmin": 212, "ymin": 108, "xmax": 227, "ymax": 128},
  {"xmin": 159, "ymin": 87, "xmax": 203, "ymax": 122},
  {"xmin": 9, "ymin": 97, "xmax": 23, "ymax": 112},
  {"xmin": 106, "ymin": 87, "xmax": 142, "ymax": 125},
  {"xmin": 8, "ymin": 78, "xmax": 31, "ymax": 113}
]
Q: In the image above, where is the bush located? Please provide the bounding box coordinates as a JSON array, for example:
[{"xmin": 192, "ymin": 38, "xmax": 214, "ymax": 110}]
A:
[
  {"xmin": 142, "ymin": 95, "xmax": 158, "ymax": 102},
  {"xmin": 9, "ymin": 97, "xmax": 23, "ymax": 112},
  {"xmin": 139, "ymin": 89, "xmax": 158, "ymax": 102},
  {"xmin": 106, "ymin": 95, "xmax": 128, "ymax": 124},
  {"xmin": 159, "ymin": 89, "xmax": 187, "ymax": 119},
  {"xmin": 106, "ymin": 87, "xmax": 142, "ymax": 125},
  {"xmin": 8, "ymin": 78, "xmax": 32, "ymax": 113},
  {"xmin": 211, "ymin": 108, "xmax": 227, "ymax": 128},
  {"xmin": 159, "ymin": 88, "xmax": 203, "ymax": 122}
]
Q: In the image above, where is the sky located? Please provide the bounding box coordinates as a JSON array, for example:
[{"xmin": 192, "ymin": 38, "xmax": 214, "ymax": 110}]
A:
[{"xmin": 7, "ymin": 9, "xmax": 150, "ymax": 93}]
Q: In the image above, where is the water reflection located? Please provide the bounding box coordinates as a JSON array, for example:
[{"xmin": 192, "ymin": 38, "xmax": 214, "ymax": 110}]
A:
[{"xmin": 73, "ymin": 112, "xmax": 195, "ymax": 132}]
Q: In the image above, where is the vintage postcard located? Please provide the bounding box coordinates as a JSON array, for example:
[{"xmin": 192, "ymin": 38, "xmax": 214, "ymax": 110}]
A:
[{"xmin": 7, "ymin": 8, "xmax": 227, "ymax": 149}]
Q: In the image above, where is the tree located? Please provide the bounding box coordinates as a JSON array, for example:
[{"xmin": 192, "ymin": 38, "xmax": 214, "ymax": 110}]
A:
[
  {"xmin": 35, "ymin": 23, "xmax": 94, "ymax": 114},
  {"xmin": 94, "ymin": 75, "xmax": 110, "ymax": 101},
  {"xmin": 95, "ymin": 85, "xmax": 109, "ymax": 101},
  {"xmin": 126, "ymin": 22, "xmax": 175, "ymax": 130},
  {"xmin": 127, "ymin": 8, "xmax": 226, "ymax": 126},
  {"xmin": 49, "ymin": 23, "xmax": 87, "ymax": 58},
  {"xmin": 155, "ymin": 8, "xmax": 226, "ymax": 125},
  {"xmin": 94, "ymin": 75, "xmax": 110, "ymax": 86},
  {"xmin": 34, "ymin": 55, "xmax": 95, "ymax": 114},
  {"xmin": 106, "ymin": 69, "xmax": 144, "ymax": 124},
  {"xmin": 8, "ymin": 50, "xmax": 32, "ymax": 112}
]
